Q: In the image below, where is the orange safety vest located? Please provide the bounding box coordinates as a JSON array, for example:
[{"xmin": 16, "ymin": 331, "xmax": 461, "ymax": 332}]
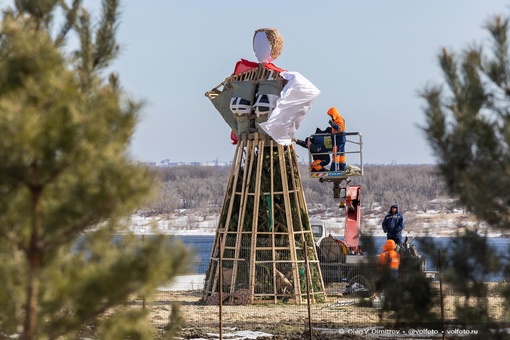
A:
[{"xmin": 378, "ymin": 250, "xmax": 400, "ymax": 269}]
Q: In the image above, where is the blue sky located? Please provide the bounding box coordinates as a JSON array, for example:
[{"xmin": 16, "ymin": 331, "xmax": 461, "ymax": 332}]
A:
[{"xmin": 20, "ymin": 1, "xmax": 510, "ymax": 164}]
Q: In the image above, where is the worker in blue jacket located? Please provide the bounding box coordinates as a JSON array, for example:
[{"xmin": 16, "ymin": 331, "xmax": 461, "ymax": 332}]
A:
[{"xmin": 382, "ymin": 204, "xmax": 405, "ymax": 247}]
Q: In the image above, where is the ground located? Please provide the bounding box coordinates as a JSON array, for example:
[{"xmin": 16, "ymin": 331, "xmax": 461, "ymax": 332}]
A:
[
  {"xmin": 145, "ymin": 284, "xmax": 379, "ymax": 339},
  {"xmin": 139, "ymin": 282, "xmax": 508, "ymax": 339}
]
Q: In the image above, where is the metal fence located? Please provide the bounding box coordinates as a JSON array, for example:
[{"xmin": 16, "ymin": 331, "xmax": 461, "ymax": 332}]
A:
[{"xmin": 130, "ymin": 260, "xmax": 509, "ymax": 339}]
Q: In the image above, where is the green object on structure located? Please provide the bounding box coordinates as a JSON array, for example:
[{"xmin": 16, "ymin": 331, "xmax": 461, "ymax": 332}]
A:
[{"xmin": 265, "ymin": 195, "xmax": 273, "ymax": 231}]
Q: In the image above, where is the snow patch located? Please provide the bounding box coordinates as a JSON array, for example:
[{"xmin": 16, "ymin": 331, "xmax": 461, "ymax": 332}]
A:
[{"xmin": 158, "ymin": 274, "xmax": 205, "ymax": 291}]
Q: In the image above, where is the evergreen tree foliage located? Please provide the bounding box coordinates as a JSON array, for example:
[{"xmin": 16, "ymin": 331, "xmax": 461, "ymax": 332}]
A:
[
  {"xmin": 421, "ymin": 15, "xmax": 510, "ymax": 230},
  {"xmin": 0, "ymin": 1, "xmax": 188, "ymax": 338},
  {"xmin": 421, "ymin": 11, "xmax": 510, "ymax": 333}
]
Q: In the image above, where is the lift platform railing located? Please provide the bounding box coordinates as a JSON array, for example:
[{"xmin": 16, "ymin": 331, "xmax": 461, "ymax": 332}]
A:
[{"xmin": 306, "ymin": 132, "xmax": 363, "ymax": 181}]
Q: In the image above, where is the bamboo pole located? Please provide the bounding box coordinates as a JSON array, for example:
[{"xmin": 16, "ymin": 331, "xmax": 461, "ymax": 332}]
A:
[
  {"xmin": 277, "ymin": 144, "xmax": 301, "ymax": 303},
  {"xmin": 228, "ymin": 136, "xmax": 254, "ymax": 302},
  {"xmin": 247, "ymin": 138, "xmax": 259, "ymax": 302},
  {"xmin": 218, "ymin": 234, "xmax": 223, "ymax": 340},
  {"xmin": 251, "ymin": 137, "xmax": 265, "ymax": 302},
  {"xmin": 303, "ymin": 236, "xmax": 314, "ymax": 340},
  {"xmin": 269, "ymin": 140, "xmax": 277, "ymax": 303},
  {"xmin": 203, "ymin": 137, "xmax": 243, "ymax": 299},
  {"xmin": 206, "ymin": 137, "xmax": 245, "ymax": 298},
  {"xmin": 288, "ymin": 145, "xmax": 326, "ymax": 300}
]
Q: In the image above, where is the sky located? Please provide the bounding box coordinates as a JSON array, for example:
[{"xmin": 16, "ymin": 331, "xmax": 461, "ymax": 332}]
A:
[{"xmin": 41, "ymin": 1, "xmax": 510, "ymax": 164}]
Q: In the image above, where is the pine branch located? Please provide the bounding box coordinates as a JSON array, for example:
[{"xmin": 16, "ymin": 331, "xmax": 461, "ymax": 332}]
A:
[
  {"xmin": 54, "ymin": 0, "xmax": 82, "ymax": 46},
  {"xmin": 93, "ymin": 0, "xmax": 120, "ymax": 70},
  {"xmin": 76, "ymin": 9, "xmax": 93, "ymax": 88}
]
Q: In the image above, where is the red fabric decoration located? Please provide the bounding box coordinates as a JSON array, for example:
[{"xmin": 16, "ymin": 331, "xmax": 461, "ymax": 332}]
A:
[
  {"xmin": 232, "ymin": 59, "xmax": 286, "ymax": 75},
  {"xmin": 230, "ymin": 130, "xmax": 238, "ymax": 145}
]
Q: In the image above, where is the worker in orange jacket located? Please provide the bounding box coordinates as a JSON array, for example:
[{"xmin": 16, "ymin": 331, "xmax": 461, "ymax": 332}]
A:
[
  {"xmin": 326, "ymin": 107, "xmax": 346, "ymax": 171},
  {"xmin": 378, "ymin": 239, "xmax": 400, "ymax": 280}
]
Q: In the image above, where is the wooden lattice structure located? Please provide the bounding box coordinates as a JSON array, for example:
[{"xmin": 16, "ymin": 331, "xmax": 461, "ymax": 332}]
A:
[
  {"xmin": 202, "ymin": 134, "xmax": 326, "ymax": 304},
  {"xmin": 202, "ymin": 65, "xmax": 326, "ymax": 304}
]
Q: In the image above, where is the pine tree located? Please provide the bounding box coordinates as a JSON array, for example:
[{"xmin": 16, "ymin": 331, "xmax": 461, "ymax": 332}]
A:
[
  {"xmin": 0, "ymin": 1, "xmax": 188, "ymax": 338},
  {"xmin": 421, "ymin": 15, "xmax": 510, "ymax": 230},
  {"xmin": 421, "ymin": 12, "xmax": 510, "ymax": 333}
]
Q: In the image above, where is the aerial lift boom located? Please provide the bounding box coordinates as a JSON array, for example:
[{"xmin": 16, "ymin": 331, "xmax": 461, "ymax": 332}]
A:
[{"xmin": 306, "ymin": 131, "xmax": 363, "ymax": 253}]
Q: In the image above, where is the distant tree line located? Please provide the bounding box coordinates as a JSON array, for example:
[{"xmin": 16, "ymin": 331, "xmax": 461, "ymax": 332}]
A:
[{"xmin": 141, "ymin": 164, "xmax": 453, "ymax": 216}]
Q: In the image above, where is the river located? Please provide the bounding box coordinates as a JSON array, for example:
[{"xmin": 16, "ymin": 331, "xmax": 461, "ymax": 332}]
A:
[{"xmin": 177, "ymin": 235, "xmax": 510, "ymax": 282}]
